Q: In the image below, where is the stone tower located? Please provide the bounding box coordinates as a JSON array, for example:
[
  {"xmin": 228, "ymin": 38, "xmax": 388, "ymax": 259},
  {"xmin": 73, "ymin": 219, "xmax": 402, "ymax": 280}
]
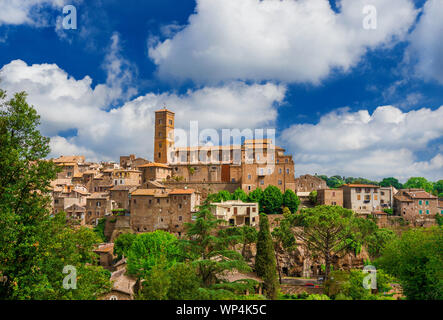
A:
[{"xmin": 154, "ymin": 108, "xmax": 175, "ymax": 164}]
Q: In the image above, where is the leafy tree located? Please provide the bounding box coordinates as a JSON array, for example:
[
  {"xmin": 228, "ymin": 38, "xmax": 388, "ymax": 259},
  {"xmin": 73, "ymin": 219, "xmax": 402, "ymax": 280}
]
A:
[
  {"xmin": 325, "ymin": 269, "xmax": 394, "ymax": 300},
  {"xmin": 93, "ymin": 218, "xmax": 107, "ymax": 242},
  {"xmin": 376, "ymin": 227, "xmax": 443, "ymax": 300},
  {"xmin": 295, "ymin": 206, "xmax": 363, "ymax": 280},
  {"xmin": 208, "ymin": 190, "xmax": 232, "ymax": 203},
  {"xmin": 127, "ymin": 231, "xmax": 181, "ymax": 279},
  {"xmin": 232, "ymin": 188, "xmax": 248, "ymax": 202},
  {"xmin": 255, "ymin": 214, "xmax": 279, "ymax": 299},
  {"xmin": 433, "ymin": 180, "xmax": 443, "ymax": 196},
  {"xmin": 183, "ymin": 202, "xmax": 250, "ymax": 287},
  {"xmin": 248, "ymin": 188, "xmax": 264, "ymax": 211},
  {"xmin": 379, "ymin": 177, "xmax": 403, "ymax": 189},
  {"xmin": 114, "ymin": 232, "xmax": 136, "ymax": 259},
  {"xmin": 403, "ymin": 177, "xmax": 434, "ymax": 193},
  {"xmin": 272, "ymin": 213, "xmax": 297, "ymax": 283},
  {"xmin": 167, "ymin": 263, "xmax": 201, "ymax": 300},
  {"xmin": 0, "ymin": 90, "xmax": 110, "ymax": 299},
  {"xmin": 283, "ymin": 189, "xmax": 300, "ymax": 213},
  {"xmin": 138, "ymin": 259, "xmax": 170, "ymax": 300},
  {"xmin": 309, "ymin": 190, "xmax": 317, "ymax": 205},
  {"xmin": 262, "ymin": 186, "xmax": 283, "ymax": 214},
  {"xmin": 366, "ymin": 228, "xmax": 397, "ymax": 259}
]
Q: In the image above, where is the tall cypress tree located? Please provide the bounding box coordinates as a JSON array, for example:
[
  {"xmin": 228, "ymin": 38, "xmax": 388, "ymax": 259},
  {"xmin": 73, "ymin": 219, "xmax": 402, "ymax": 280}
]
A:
[{"xmin": 255, "ymin": 214, "xmax": 279, "ymax": 299}]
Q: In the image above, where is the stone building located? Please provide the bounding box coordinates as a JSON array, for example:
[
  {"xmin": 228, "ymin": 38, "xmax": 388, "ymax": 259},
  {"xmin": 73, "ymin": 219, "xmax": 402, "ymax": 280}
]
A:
[
  {"xmin": 294, "ymin": 174, "xmax": 327, "ymax": 193},
  {"xmin": 85, "ymin": 193, "xmax": 112, "ymax": 225},
  {"xmin": 112, "ymin": 169, "xmax": 142, "ymax": 187},
  {"xmin": 379, "ymin": 186, "xmax": 397, "ymax": 209},
  {"xmin": 130, "ymin": 188, "xmax": 200, "ymax": 236},
  {"xmin": 317, "ymin": 189, "xmax": 343, "ymax": 206},
  {"xmin": 109, "ymin": 185, "xmax": 138, "ymax": 212},
  {"xmin": 65, "ymin": 203, "xmax": 86, "ymax": 225},
  {"xmin": 138, "ymin": 162, "xmax": 173, "ymax": 184},
  {"xmin": 210, "ymin": 200, "xmax": 259, "ymax": 227},
  {"xmin": 341, "ymin": 184, "xmax": 381, "ymax": 215},
  {"xmin": 154, "ymin": 108, "xmax": 296, "ymax": 194},
  {"xmin": 394, "ymin": 189, "xmax": 439, "ymax": 223},
  {"xmin": 53, "ymin": 155, "xmax": 85, "ymax": 179}
]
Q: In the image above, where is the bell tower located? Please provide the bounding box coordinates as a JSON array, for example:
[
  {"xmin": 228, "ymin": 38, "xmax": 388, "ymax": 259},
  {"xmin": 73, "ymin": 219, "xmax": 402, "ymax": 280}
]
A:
[{"xmin": 154, "ymin": 108, "xmax": 175, "ymax": 164}]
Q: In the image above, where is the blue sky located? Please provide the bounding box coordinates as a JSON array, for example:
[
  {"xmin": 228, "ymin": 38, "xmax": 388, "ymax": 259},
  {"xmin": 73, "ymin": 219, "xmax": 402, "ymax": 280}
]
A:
[{"xmin": 0, "ymin": 0, "xmax": 442, "ymax": 181}]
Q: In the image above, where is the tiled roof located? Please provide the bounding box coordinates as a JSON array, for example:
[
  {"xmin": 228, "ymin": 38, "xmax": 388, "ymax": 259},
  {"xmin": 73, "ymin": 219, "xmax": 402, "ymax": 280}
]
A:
[
  {"xmin": 404, "ymin": 190, "xmax": 437, "ymax": 199},
  {"xmin": 110, "ymin": 185, "xmax": 139, "ymax": 191},
  {"xmin": 94, "ymin": 243, "xmax": 114, "ymax": 254},
  {"xmin": 88, "ymin": 193, "xmax": 109, "ymax": 199},
  {"xmin": 169, "ymin": 189, "xmax": 196, "ymax": 195},
  {"xmin": 137, "ymin": 163, "xmax": 170, "ymax": 169},
  {"xmin": 343, "ymin": 184, "xmax": 380, "ymax": 188}
]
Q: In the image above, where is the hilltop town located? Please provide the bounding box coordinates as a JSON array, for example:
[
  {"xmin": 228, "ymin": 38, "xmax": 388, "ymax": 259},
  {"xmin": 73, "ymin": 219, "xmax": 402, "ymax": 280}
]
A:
[{"xmin": 47, "ymin": 108, "xmax": 442, "ymax": 299}]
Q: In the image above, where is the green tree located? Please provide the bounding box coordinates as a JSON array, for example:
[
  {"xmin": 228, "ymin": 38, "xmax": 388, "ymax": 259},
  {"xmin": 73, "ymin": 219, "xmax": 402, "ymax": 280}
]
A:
[
  {"xmin": 403, "ymin": 177, "xmax": 434, "ymax": 193},
  {"xmin": 295, "ymin": 206, "xmax": 362, "ymax": 280},
  {"xmin": 433, "ymin": 180, "xmax": 443, "ymax": 196},
  {"xmin": 208, "ymin": 190, "xmax": 232, "ymax": 203},
  {"xmin": 127, "ymin": 231, "xmax": 181, "ymax": 279},
  {"xmin": 138, "ymin": 259, "xmax": 171, "ymax": 300},
  {"xmin": 309, "ymin": 190, "xmax": 317, "ymax": 205},
  {"xmin": 114, "ymin": 232, "xmax": 137, "ymax": 259},
  {"xmin": 365, "ymin": 228, "xmax": 397, "ymax": 259},
  {"xmin": 0, "ymin": 90, "xmax": 110, "ymax": 299},
  {"xmin": 283, "ymin": 189, "xmax": 300, "ymax": 213},
  {"xmin": 325, "ymin": 269, "xmax": 394, "ymax": 300},
  {"xmin": 379, "ymin": 177, "xmax": 403, "ymax": 189},
  {"xmin": 272, "ymin": 213, "xmax": 297, "ymax": 283},
  {"xmin": 255, "ymin": 214, "xmax": 279, "ymax": 299},
  {"xmin": 183, "ymin": 202, "xmax": 250, "ymax": 288},
  {"xmin": 376, "ymin": 227, "xmax": 443, "ymax": 300},
  {"xmin": 232, "ymin": 188, "xmax": 248, "ymax": 202},
  {"xmin": 167, "ymin": 263, "xmax": 201, "ymax": 300},
  {"xmin": 248, "ymin": 188, "xmax": 264, "ymax": 211},
  {"xmin": 262, "ymin": 186, "xmax": 283, "ymax": 215},
  {"xmin": 93, "ymin": 218, "xmax": 107, "ymax": 242}
]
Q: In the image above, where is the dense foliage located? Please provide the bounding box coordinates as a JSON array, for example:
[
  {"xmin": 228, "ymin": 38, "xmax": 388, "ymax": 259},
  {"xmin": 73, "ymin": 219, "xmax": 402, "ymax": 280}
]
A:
[
  {"xmin": 376, "ymin": 227, "xmax": 443, "ymax": 300},
  {"xmin": 0, "ymin": 89, "xmax": 111, "ymax": 299},
  {"xmin": 255, "ymin": 214, "xmax": 279, "ymax": 299}
]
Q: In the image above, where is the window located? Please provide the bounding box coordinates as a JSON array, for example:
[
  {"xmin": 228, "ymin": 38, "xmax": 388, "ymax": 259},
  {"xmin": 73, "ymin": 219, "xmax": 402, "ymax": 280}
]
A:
[
  {"xmin": 279, "ymin": 168, "xmax": 282, "ymax": 174},
  {"xmin": 159, "ymin": 143, "xmax": 162, "ymax": 148},
  {"xmin": 179, "ymin": 216, "xmax": 182, "ymax": 221},
  {"xmin": 248, "ymin": 186, "xmax": 251, "ymax": 191},
  {"xmin": 169, "ymin": 119, "xmax": 173, "ymax": 125},
  {"xmin": 332, "ymin": 192, "xmax": 335, "ymax": 197},
  {"xmin": 374, "ymin": 195, "xmax": 378, "ymax": 200},
  {"xmin": 426, "ymin": 210, "xmax": 430, "ymax": 215},
  {"xmin": 278, "ymin": 180, "xmax": 282, "ymax": 185},
  {"xmin": 286, "ymin": 169, "xmax": 290, "ymax": 174},
  {"xmin": 133, "ymin": 199, "xmax": 136, "ymax": 204},
  {"xmin": 381, "ymin": 191, "xmax": 385, "ymax": 196},
  {"xmin": 96, "ymin": 201, "xmax": 101, "ymax": 207},
  {"xmin": 157, "ymin": 199, "xmax": 160, "ymax": 204},
  {"xmin": 419, "ymin": 210, "xmax": 423, "ymax": 215},
  {"xmin": 234, "ymin": 207, "xmax": 238, "ymax": 214},
  {"xmin": 419, "ymin": 200, "xmax": 423, "ymax": 205},
  {"xmin": 425, "ymin": 200, "xmax": 429, "ymax": 205},
  {"xmin": 179, "ymin": 204, "xmax": 182, "ymax": 209},
  {"xmin": 159, "ymin": 119, "xmax": 162, "ymax": 124},
  {"xmin": 252, "ymin": 208, "xmax": 256, "ymax": 213},
  {"xmin": 159, "ymin": 132, "xmax": 162, "ymax": 137},
  {"xmin": 260, "ymin": 180, "xmax": 264, "ymax": 185},
  {"xmin": 357, "ymin": 195, "xmax": 361, "ymax": 200}
]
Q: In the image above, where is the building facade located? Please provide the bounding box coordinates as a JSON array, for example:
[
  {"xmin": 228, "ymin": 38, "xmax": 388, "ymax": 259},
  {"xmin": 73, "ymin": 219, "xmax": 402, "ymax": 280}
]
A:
[
  {"xmin": 394, "ymin": 189, "xmax": 439, "ymax": 222},
  {"xmin": 341, "ymin": 184, "xmax": 381, "ymax": 214},
  {"xmin": 210, "ymin": 200, "xmax": 259, "ymax": 227},
  {"xmin": 317, "ymin": 189, "xmax": 343, "ymax": 206}
]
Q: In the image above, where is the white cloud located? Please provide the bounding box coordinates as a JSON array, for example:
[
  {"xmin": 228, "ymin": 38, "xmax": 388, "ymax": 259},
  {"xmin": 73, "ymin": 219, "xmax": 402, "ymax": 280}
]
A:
[
  {"xmin": 281, "ymin": 105, "xmax": 443, "ymax": 181},
  {"xmin": 149, "ymin": 0, "xmax": 418, "ymax": 84},
  {"xmin": 0, "ymin": 59, "xmax": 285, "ymax": 162},
  {"xmin": 406, "ymin": 0, "xmax": 443, "ymax": 84},
  {"xmin": 0, "ymin": 0, "xmax": 70, "ymax": 26}
]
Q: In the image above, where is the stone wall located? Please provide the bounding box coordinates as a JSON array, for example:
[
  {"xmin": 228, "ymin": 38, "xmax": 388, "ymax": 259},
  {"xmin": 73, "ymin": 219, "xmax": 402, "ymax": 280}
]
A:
[{"xmin": 163, "ymin": 181, "xmax": 241, "ymax": 199}]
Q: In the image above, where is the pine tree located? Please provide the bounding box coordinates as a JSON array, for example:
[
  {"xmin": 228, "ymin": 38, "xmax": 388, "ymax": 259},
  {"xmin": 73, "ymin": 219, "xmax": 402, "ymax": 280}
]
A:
[{"xmin": 255, "ymin": 214, "xmax": 279, "ymax": 299}]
